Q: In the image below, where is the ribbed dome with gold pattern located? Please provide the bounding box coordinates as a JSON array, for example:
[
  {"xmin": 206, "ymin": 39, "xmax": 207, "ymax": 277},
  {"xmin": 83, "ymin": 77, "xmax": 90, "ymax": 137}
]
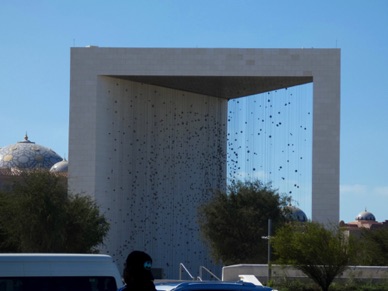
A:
[{"xmin": 0, "ymin": 134, "xmax": 62, "ymax": 170}]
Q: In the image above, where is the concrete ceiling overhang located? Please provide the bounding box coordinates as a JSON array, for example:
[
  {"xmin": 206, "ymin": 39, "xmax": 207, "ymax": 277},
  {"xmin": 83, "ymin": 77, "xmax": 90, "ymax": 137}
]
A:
[{"xmin": 113, "ymin": 76, "xmax": 313, "ymax": 99}]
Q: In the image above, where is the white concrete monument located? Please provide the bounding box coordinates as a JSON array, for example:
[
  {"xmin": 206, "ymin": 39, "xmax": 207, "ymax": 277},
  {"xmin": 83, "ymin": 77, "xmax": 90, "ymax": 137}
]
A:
[{"xmin": 69, "ymin": 48, "xmax": 340, "ymax": 279}]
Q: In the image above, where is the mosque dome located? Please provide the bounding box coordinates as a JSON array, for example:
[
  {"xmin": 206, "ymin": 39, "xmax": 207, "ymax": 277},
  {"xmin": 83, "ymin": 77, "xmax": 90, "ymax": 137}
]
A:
[
  {"xmin": 284, "ymin": 205, "xmax": 308, "ymax": 222},
  {"xmin": 356, "ymin": 210, "xmax": 376, "ymax": 221},
  {"xmin": 0, "ymin": 134, "xmax": 63, "ymax": 170},
  {"xmin": 50, "ymin": 159, "xmax": 68, "ymax": 173}
]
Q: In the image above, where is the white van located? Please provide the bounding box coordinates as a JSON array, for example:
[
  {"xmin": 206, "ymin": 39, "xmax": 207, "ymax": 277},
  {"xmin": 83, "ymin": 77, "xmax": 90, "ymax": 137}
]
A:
[{"xmin": 0, "ymin": 253, "xmax": 123, "ymax": 291}]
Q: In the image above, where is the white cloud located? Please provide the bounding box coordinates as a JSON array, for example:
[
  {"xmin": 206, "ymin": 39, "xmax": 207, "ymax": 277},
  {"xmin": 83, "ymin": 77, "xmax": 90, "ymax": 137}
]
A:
[
  {"xmin": 250, "ymin": 170, "xmax": 268, "ymax": 180},
  {"xmin": 340, "ymin": 184, "xmax": 388, "ymax": 197},
  {"xmin": 373, "ymin": 186, "xmax": 388, "ymax": 196},
  {"xmin": 340, "ymin": 184, "xmax": 368, "ymax": 195}
]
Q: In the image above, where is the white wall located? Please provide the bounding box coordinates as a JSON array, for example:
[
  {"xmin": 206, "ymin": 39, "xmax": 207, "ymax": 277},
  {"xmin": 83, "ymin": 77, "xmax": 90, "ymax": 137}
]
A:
[
  {"xmin": 222, "ymin": 264, "xmax": 388, "ymax": 283},
  {"xmin": 94, "ymin": 76, "xmax": 227, "ymax": 278}
]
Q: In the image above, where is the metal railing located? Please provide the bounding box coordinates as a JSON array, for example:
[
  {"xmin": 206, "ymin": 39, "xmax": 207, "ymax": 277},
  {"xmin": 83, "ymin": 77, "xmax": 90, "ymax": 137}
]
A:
[
  {"xmin": 179, "ymin": 263, "xmax": 221, "ymax": 281},
  {"xmin": 179, "ymin": 263, "xmax": 195, "ymax": 280},
  {"xmin": 199, "ymin": 266, "xmax": 221, "ymax": 281}
]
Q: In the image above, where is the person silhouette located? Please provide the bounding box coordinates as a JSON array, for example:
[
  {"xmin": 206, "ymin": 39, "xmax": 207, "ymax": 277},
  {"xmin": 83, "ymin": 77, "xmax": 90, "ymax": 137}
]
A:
[{"xmin": 118, "ymin": 250, "xmax": 156, "ymax": 291}]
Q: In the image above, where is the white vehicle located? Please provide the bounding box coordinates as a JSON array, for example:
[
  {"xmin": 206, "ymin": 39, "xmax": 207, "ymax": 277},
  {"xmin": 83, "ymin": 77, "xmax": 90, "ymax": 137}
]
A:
[
  {"xmin": 0, "ymin": 253, "xmax": 123, "ymax": 291},
  {"xmin": 155, "ymin": 281, "xmax": 274, "ymax": 291}
]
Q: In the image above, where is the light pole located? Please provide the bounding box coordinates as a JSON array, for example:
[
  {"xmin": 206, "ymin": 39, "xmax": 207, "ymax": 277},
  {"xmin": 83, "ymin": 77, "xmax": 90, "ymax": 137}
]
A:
[{"xmin": 261, "ymin": 218, "xmax": 272, "ymax": 283}]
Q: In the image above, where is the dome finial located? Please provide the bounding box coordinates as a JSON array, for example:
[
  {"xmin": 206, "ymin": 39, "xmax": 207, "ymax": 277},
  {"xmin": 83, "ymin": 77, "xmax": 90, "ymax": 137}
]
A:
[{"xmin": 24, "ymin": 132, "xmax": 28, "ymax": 141}]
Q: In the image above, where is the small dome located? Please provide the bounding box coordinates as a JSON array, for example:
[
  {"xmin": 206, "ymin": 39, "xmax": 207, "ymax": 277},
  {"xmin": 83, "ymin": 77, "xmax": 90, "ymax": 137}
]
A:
[
  {"xmin": 284, "ymin": 205, "xmax": 308, "ymax": 222},
  {"xmin": 0, "ymin": 134, "xmax": 62, "ymax": 170},
  {"xmin": 356, "ymin": 210, "xmax": 376, "ymax": 221},
  {"xmin": 50, "ymin": 159, "xmax": 68, "ymax": 173}
]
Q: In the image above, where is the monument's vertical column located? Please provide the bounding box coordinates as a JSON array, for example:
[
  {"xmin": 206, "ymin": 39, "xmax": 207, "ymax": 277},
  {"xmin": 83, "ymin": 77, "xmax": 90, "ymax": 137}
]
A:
[{"xmin": 312, "ymin": 50, "xmax": 341, "ymax": 224}]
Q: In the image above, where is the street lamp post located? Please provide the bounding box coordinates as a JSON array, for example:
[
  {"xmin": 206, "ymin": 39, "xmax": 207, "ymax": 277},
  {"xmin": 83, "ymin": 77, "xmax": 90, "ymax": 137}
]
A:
[{"xmin": 261, "ymin": 218, "xmax": 272, "ymax": 283}]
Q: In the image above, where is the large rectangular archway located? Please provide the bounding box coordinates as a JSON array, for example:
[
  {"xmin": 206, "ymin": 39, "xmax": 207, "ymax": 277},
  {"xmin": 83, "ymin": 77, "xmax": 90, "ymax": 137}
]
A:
[{"xmin": 69, "ymin": 47, "xmax": 340, "ymax": 278}]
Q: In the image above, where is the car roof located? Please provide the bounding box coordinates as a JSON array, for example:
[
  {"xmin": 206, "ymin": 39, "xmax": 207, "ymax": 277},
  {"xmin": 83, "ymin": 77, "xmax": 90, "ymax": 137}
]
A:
[{"xmin": 155, "ymin": 281, "xmax": 272, "ymax": 291}]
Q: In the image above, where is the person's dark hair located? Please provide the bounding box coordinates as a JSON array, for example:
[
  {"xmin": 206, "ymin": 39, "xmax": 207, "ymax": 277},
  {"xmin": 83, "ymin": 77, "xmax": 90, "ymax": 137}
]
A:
[{"xmin": 123, "ymin": 250, "xmax": 155, "ymax": 291}]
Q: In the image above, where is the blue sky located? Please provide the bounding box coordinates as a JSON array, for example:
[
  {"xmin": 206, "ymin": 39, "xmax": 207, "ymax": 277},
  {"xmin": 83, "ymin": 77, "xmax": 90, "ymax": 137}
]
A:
[{"xmin": 1, "ymin": 0, "xmax": 387, "ymax": 223}]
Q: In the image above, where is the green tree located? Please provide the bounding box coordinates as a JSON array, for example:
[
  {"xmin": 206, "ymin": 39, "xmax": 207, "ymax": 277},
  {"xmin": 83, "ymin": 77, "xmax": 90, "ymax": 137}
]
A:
[
  {"xmin": 0, "ymin": 171, "xmax": 109, "ymax": 253},
  {"xmin": 198, "ymin": 179, "xmax": 290, "ymax": 265},
  {"xmin": 272, "ymin": 221, "xmax": 356, "ymax": 291},
  {"xmin": 358, "ymin": 227, "xmax": 388, "ymax": 266}
]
